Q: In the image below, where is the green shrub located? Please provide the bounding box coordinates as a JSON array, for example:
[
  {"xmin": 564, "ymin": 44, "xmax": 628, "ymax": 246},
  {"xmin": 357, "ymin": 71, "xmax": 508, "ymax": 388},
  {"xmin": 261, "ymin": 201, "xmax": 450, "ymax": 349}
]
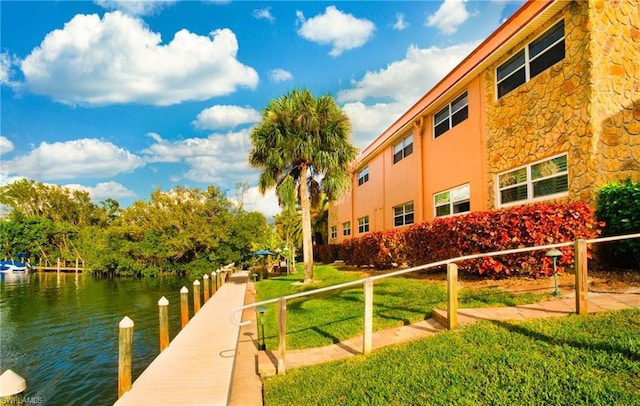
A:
[
  {"xmin": 313, "ymin": 244, "xmax": 341, "ymax": 264},
  {"xmin": 595, "ymin": 178, "xmax": 640, "ymax": 269},
  {"xmin": 339, "ymin": 230, "xmax": 405, "ymax": 269}
]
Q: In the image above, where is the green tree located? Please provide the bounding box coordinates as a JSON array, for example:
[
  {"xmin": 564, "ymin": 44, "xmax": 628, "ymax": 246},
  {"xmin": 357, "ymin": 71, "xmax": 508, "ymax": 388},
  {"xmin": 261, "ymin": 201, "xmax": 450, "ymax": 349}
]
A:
[{"xmin": 249, "ymin": 89, "xmax": 357, "ymax": 282}]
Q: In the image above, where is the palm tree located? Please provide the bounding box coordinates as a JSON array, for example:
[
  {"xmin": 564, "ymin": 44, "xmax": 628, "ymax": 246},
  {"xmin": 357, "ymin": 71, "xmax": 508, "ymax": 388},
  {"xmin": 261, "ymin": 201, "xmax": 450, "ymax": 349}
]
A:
[{"xmin": 249, "ymin": 89, "xmax": 358, "ymax": 282}]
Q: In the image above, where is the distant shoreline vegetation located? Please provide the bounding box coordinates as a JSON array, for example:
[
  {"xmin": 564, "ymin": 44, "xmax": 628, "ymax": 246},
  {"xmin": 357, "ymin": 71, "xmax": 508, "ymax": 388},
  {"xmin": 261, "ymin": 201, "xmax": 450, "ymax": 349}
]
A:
[{"xmin": 0, "ymin": 179, "xmax": 275, "ymax": 278}]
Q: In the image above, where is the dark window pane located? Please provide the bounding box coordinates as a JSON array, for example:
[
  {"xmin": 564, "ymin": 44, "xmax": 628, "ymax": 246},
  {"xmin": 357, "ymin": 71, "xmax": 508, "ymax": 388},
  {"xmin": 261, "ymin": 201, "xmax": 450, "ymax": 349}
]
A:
[
  {"xmin": 436, "ymin": 205, "xmax": 450, "ymax": 217},
  {"xmin": 530, "ymin": 42, "xmax": 565, "ymax": 79},
  {"xmin": 497, "ymin": 68, "xmax": 526, "ymax": 98},
  {"xmin": 434, "ymin": 121, "xmax": 449, "ymax": 138},
  {"xmin": 529, "ymin": 21, "xmax": 564, "ymax": 59},
  {"xmin": 393, "ymin": 151, "xmax": 403, "ymax": 163},
  {"xmin": 404, "ymin": 143, "xmax": 413, "ymax": 158},
  {"xmin": 394, "ymin": 216, "xmax": 403, "ymax": 227},
  {"xmin": 501, "ymin": 185, "xmax": 528, "ymax": 204},
  {"xmin": 451, "ymin": 106, "xmax": 468, "ymax": 127},
  {"xmin": 533, "ymin": 175, "xmax": 569, "ymax": 197},
  {"xmin": 497, "ymin": 50, "xmax": 525, "ymax": 81},
  {"xmin": 405, "ymin": 213, "xmax": 414, "ymax": 225},
  {"xmin": 453, "ymin": 200, "xmax": 470, "ymax": 214},
  {"xmin": 451, "ymin": 92, "xmax": 468, "ymax": 112},
  {"xmin": 434, "ymin": 107, "xmax": 449, "ymax": 125}
]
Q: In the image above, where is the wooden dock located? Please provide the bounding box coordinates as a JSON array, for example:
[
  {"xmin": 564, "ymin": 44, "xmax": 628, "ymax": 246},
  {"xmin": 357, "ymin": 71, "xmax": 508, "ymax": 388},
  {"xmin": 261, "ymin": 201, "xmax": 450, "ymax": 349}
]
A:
[{"xmin": 115, "ymin": 271, "xmax": 249, "ymax": 406}]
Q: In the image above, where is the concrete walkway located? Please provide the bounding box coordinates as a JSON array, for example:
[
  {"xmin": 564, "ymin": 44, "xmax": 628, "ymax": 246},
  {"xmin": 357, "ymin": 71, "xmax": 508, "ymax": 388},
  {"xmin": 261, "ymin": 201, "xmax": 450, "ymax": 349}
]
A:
[{"xmin": 116, "ymin": 271, "xmax": 249, "ymax": 406}]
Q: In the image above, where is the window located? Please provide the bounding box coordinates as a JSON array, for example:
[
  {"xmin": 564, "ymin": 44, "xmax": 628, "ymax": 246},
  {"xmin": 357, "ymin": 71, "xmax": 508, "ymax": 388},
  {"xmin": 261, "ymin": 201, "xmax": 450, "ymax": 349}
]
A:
[
  {"xmin": 435, "ymin": 184, "xmax": 471, "ymax": 217},
  {"xmin": 358, "ymin": 167, "xmax": 369, "ymax": 186},
  {"xmin": 497, "ymin": 20, "xmax": 565, "ymax": 98},
  {"xmin": 342, "ymin": 222, "xmax": 351, "ymax": 236},
  {"xmin": 498, "ymin": 154, "xmax": 568, "ymax": 206},
  {"xmin": 393, "ymin": 201, "xmax": 414, "ymax": 227},
  {"xmin": 393, "ymin": 135, "xmax": 413, "ymax": 164},
  {"xmin": 358, "ymin": 216, "xmax": 370, "ymax": 234},
  {"xmin": 331, "ymin": 226, "xmax": 337, "ymax": 239},
  {"xmin": 434, "ymin": 92, "xmax": 469, "ymax": 138}
]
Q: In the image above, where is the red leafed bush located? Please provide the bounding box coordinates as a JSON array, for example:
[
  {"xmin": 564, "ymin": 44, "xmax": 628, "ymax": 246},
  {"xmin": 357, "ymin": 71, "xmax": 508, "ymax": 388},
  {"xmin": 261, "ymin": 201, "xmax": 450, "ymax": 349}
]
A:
[
  {"xmin": 339, "ymin": 230, "xmax": 405, "ymax": 269},
  {"xmin": 403, "ymin": 202, "xmax": 599, "ymax": 277},
  {"xmin": 313, "ymin": 244, "xmax": 341, "ymax": 264}
]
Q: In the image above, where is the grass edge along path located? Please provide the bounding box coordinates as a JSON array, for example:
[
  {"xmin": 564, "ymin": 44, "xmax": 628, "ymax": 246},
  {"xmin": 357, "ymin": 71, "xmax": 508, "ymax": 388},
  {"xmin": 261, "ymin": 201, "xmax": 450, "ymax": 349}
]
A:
[
  {"xmin": 264, "ymin": 308, "xmax": 640, "ymax": 406},
  {"xmin": 255, "ymin": 264, "xmax": 552, "ymax": 350}
]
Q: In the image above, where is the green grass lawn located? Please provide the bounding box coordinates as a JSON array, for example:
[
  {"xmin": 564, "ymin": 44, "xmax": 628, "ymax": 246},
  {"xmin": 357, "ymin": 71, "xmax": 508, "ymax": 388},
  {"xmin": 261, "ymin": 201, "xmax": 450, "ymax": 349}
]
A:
[
  {"xmin": 255, "ymin": 264, "xmax": 550, "ymax": 350},
  {"xmin": 263, "ymin": 308, "xmax": 640, "ymax": 405}
]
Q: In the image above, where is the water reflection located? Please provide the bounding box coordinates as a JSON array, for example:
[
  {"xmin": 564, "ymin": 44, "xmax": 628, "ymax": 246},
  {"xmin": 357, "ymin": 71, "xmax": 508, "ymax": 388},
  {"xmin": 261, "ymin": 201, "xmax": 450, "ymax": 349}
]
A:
[{"xmin": 0, "ymin": 272, "xmax": 193, "ymax": 405}]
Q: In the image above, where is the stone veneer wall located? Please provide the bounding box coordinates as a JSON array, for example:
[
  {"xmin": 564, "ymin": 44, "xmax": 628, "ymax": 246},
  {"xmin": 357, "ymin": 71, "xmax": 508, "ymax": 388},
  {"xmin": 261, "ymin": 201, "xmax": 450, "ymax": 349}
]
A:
[
  {"xmin": 485, "ymin": 0, "xmax": 639, "ymax": 209},
  {"xmin": 587, "ymin": 0, "xmax": 640, "ymax": 196}
]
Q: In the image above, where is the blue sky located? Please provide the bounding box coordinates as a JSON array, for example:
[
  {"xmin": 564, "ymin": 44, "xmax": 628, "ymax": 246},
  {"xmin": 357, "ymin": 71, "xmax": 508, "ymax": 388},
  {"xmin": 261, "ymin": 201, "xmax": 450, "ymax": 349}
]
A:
[{"xmin": 1, "ymin": 0, "xmax": 524, "ymax": 218}]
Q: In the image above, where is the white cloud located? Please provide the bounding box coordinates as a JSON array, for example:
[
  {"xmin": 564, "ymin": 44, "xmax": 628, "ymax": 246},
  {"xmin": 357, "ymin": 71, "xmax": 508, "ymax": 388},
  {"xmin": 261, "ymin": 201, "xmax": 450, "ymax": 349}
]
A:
[
  {"xmin": 338, "ymin": 42, "xmax": 478, "ymax": 147},
  {"xmin": 393, "ymin": 13, "xmax": 409, "ymax": 31},
  {"xmin": 94, "ymin": 0, "xmax": 175, "ymax": 16},
  {"xmin": 65, "ymin": 181, "xmax": 136, "ymax": 201},
  {"xmin": 269, "ymin": 68, "xmax": 293, "ymax": 83},
  {"xmin": 296, "ymin": 6, "xmax": 375, "ymax": 57},
  {"xmin": 0, "ymin": 53, "xmax": 12, "ymax": 85},
  {"xmin": 2, "ymin": 138, "xmax": 144, "ymax": 180},
  {"xmin": 192, "ymin": 105, "xmax": 261, "ymax": 130},
  {"xmin": 141, "ymin": 130, "xmax": 254, "ymax": 188},
  {"xmin": 239, "ymin": 187, "xmax": 281, "ymax": 219},
  {"xmin": 253, "ymin": 7, "xmax": 274, "ymax": 22},
  {"xmin": 0, "ymin": 136, "xmax": 14, "ymax": 155},
  {"xmin": 425, "ymin": 0, "xmax": 470, "ymax": 35},
  {"xmin": 19, "ymin": 12, "xmax": 259, "ymax": 106}
]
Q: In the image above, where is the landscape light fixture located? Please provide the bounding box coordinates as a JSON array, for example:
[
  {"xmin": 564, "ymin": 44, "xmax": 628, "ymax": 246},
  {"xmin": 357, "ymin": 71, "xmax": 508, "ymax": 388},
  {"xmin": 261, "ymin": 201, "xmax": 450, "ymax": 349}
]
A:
[
  {"xmin": 545, "ymin": 249, "xmax": 563, "ymax": 297},
  {"xmin": 256, "ymin": 305, "xmax": 268, "ymax": 350}
]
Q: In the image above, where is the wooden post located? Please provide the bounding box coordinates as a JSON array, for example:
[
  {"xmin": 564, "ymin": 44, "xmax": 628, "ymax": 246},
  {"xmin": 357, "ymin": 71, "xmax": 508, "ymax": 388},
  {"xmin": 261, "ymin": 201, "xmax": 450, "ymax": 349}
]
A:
[
  {"xmin": 75, "ymin": 258, "xmax": 79, "ymax": 274},
  {"xmin": 158, "ymin": 296, "xmax": 169, "ymax": 352},
  {"xmin": 118, "ymin": 316, "xmax": 134, "ymax": 398},
  {"xmin": 193, "ymin": 280, "xmax": 201, "ymax": 314},
  {"xmin": 277, "ymin": 297, "xmax": 287, "ymax": 374},
  {"xmin": 211, "ymin": 271, "xmax": 217, "ymax": 295},
  {"xmin": 180, "ymin": 286, "xmax": 189, "ymax": 328},
  {"xmin": 363, "ymin": 278, "xmax": 373, "ymax": 355},
  {"xmin": 0, "ymin": 369, "xmax": 26, "ymax": 402},
  {"xmin": 203, "ymin": 274, "xmax": 210, "ymax": 302},
  {"xmin": 57, "ymin": 257, "xmax": 61, "ymax": 273},
  {"xmin": 574, "ymin": 239, "xmax": 588, "ymax": 315},
  {"xmin": 447, "ymin": 263, "xmax": 458, "ymax": 330}
]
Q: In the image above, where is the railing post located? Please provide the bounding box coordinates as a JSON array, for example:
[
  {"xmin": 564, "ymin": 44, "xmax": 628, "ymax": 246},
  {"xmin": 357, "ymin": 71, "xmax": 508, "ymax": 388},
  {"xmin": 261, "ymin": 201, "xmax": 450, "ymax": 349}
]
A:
[
  {"xmin": 574, "ymin": 239, "xmax": 588, "ymax": 315},
  {"xmin": 180, "ymin": 286, "xmax": 189, "ymax": 328},
  {"xmin": 118, "ymin": 316, "xmax": 134, "ymax": 398},
  {"xmin": 363, "ymin": 278, "xmax": 373, "ymax": 355},
  {"xmin": 447, "ymin": 262, "xmax": 458, "ymax": 330},
  {"xmin": 158, "ymin": 296, "xmax": 169, "ymax": 352},
  {"xmin": 277, "ymin": 297, "xmax": 287, "ymax": 374},
  {"xmin": 203, "ymin": 274, "xmax": 210, "ymax": 302},
  {"xmin": 193, "ymin": 280, "xmax": 201, "ymax": 314}
]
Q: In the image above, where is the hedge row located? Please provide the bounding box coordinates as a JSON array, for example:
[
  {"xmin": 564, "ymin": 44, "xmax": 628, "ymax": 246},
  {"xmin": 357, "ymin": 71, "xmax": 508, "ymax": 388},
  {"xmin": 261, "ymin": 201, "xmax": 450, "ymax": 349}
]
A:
[{"xmin": 315, "ymin": 202, "xmax": 600, "ymax": 277}]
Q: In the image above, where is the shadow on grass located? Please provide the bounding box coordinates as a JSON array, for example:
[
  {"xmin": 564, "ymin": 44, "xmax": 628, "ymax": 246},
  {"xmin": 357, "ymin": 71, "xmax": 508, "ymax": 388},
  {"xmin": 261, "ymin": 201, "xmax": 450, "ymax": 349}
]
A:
[{"xmin": 490, "ymin": 318, "xmax": 640, "ymax": 362}]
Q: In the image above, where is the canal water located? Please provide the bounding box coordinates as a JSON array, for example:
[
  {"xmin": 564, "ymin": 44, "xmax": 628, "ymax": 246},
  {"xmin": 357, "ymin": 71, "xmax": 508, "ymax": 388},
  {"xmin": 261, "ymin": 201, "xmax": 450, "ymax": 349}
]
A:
[{"xmin": 0, "ymin": 271, "xmax": 195, "ymax": 405}]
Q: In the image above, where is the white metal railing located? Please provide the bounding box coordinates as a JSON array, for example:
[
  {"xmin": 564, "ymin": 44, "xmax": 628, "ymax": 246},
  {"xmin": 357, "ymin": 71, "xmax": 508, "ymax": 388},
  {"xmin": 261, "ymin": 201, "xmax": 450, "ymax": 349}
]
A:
[
  {"xmin": 231, "ymin": 232, "xmax": 640, "ymax": 325},
  {"xmin": 231, "ymin": 233, "xmax": 640, "ymax": 374}
]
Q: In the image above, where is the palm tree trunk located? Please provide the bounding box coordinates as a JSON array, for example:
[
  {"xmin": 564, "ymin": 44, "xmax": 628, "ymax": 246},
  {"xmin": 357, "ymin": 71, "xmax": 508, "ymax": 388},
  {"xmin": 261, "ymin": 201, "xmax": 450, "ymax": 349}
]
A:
[{"xmin": 299, "ymin": 164, "xmax": 314, "ymax": 283}]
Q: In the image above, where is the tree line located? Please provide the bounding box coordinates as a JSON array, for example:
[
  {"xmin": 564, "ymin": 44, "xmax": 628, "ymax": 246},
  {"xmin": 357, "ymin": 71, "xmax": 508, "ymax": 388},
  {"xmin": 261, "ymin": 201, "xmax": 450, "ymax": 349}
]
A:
[{"xmin": 0, "ymin": 179, "xmax": 275, "ymax": 277}]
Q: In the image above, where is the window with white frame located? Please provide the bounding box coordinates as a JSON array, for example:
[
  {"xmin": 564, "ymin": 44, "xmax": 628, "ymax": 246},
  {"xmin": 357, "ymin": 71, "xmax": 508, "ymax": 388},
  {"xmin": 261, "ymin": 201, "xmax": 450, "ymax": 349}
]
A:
[
  {"xmin": 358, "ymin": 167, "xmax": 369, "ymax": 186},
  {"xmin": 393, "ymin": 201, "xmax": 414, "ymax": 227},
  {"xmin": 434, "ymin": 92, "xmax": 469, "ymax": 138},
  {"xmin": 498, "ymin": 154, "xmax": 568, "ymax": 206},
  {"xmin": 342, "ymin": 221, "xmax": 351, "ymax": 236},
  {"xmin": 434, "ymin": 184, "xmax": 471, "ymax": 217},
  {"xmin": 393, "ymin": 134, "xmax": 413, "ymax": 164},
  {"xmin": 358, "ymin": 216, "xmax": 370, "ymax": 233},
  {"xmin": 497, "ymin": 20, "xmax": 565, "ymax": 98},
  {"xmin": 331, "ymin": 226, "xmax": 337, "ymax": 239}
]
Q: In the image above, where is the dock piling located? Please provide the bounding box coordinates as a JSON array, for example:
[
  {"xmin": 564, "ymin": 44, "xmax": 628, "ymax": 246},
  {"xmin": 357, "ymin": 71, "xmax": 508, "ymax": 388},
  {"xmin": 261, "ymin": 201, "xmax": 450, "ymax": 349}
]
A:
[
  {"xmin": 180, "ymin": 287, "xmax": 189, "ymax": 328},
  {"xmin": 118, "ymin": 316, "xmax": 134, "ymax": 398},
  {"xmin": 158, "ymin": 297, "xmax": 169, "ymax": 352}
]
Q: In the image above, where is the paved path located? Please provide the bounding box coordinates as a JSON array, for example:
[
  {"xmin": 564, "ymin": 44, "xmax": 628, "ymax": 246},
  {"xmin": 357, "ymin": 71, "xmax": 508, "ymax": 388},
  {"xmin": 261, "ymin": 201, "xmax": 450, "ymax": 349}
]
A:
[
  {"xmin": 257, "ymin": 291, "xmax": 639, "ymax": 376},
  {"xmin": 115, "ymin": 271, "xmax": 249, "ymax": 406}
]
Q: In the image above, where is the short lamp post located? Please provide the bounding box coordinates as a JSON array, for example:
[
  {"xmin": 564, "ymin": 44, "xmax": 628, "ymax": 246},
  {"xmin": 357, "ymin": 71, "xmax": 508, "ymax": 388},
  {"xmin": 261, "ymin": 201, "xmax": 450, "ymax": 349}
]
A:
[
  {"xmin": 256, "ymin": 305, "xmax": 267, "ymax": 350},
  {"xmin": 252, "ymin": 273, "xmax": 258, "ymax": 283},
  {"xmin": 545, "ymin": 249, "xmax": 562, "ymax": 297}
]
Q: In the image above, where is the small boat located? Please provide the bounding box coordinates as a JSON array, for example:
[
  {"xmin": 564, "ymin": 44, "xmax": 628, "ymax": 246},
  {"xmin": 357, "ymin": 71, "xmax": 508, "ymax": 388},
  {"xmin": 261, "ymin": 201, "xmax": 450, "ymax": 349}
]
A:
[{"xmin": 0, "ymin": 254, "xmax": 33, "ymax": 273}]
